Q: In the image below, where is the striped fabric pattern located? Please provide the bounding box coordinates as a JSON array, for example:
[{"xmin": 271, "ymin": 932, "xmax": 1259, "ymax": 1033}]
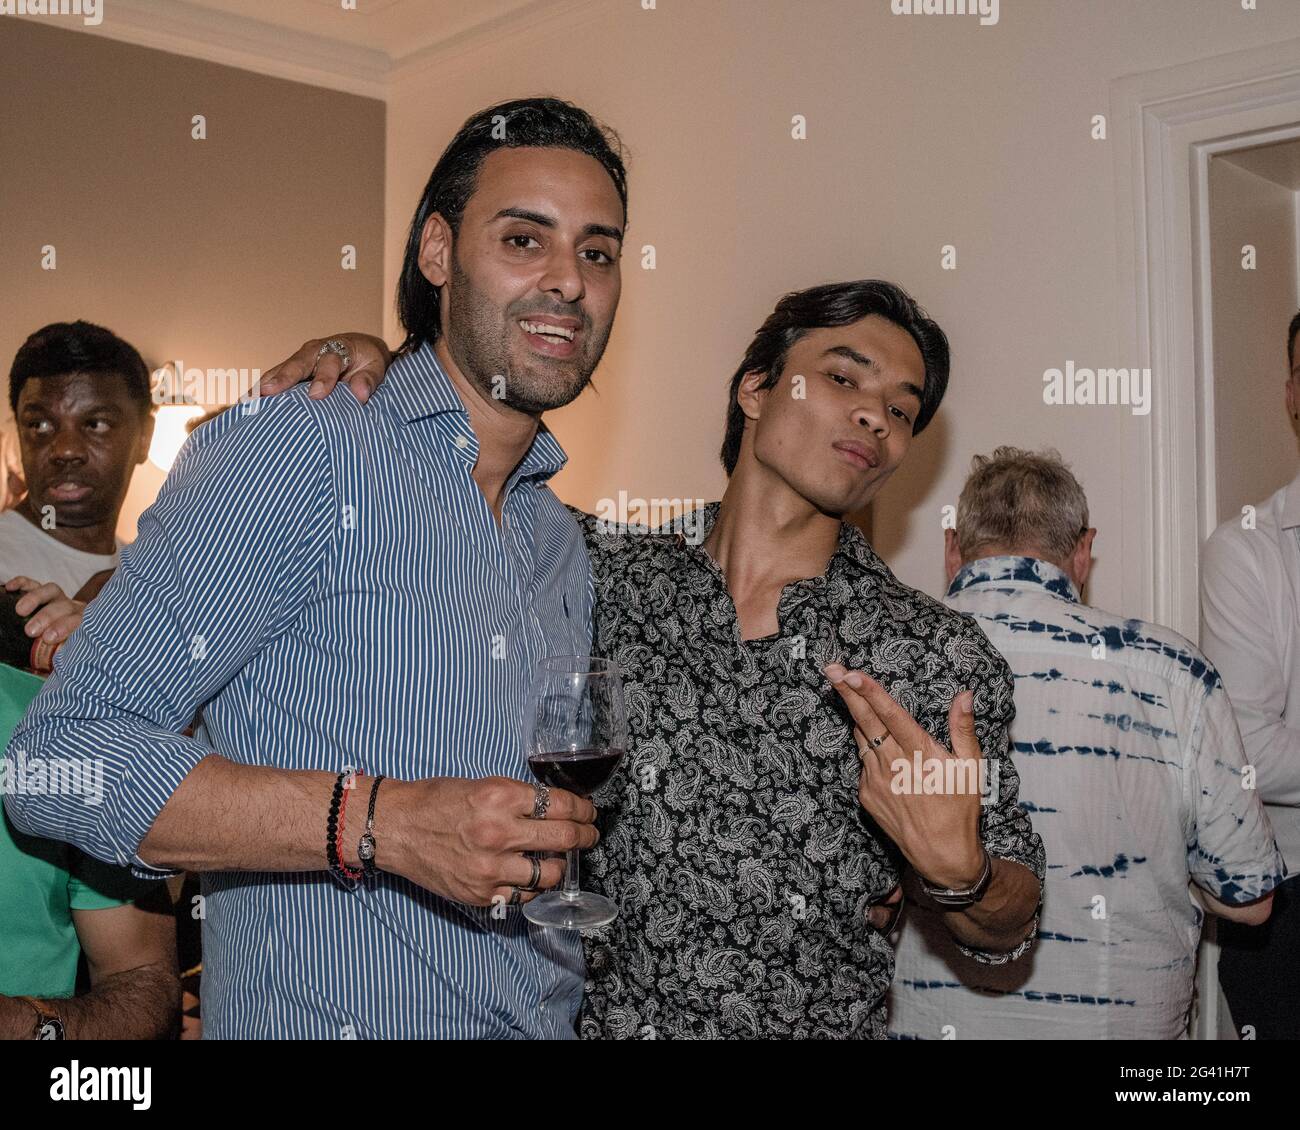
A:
[
  {"xmin": 3, "ymin": 343, "xmax": 593, "ymax": 1038},
  {"xmin": 888, "ymin": 555, "xmax": 1285, "ymax": 1039}
]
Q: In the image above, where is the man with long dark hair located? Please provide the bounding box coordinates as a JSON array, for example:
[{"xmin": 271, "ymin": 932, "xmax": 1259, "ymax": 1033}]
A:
[
  {"xmin": 287, "ymin": 277, "xmax": 1044, "ymax": 1038},
  {"xmin": 6, "ymin": 98, "xmax": 625, "ymax": 1038}
]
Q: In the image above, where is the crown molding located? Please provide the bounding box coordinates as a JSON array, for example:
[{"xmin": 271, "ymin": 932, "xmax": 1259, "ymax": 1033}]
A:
[
  {"xmin": 10, "ymin": 0, "xmax": 609, "ymax": 101},
  {"xmin": 15, "ymin": 0, "xmax": 391, "ymax": 100},
  {"xmin": 387, "ymin": 0, "xmax": 608, "ymax": 87}
]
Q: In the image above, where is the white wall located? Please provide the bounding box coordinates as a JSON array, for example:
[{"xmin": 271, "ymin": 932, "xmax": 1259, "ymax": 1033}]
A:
[
  {"xmin": 0, "ymin": 19, "xmax": 386, "ymax": 542},
  {"xmin": 1209, "ymin": 156, "xmax": 1300, "ymax": 526},
  {"xmin": 383, "ymin": 0, "xmax": 1300, "ymax": 612}
]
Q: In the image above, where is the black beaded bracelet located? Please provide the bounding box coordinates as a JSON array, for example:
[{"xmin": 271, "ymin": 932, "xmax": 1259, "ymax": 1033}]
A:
[{"xmin": 326, "ymin": 770, "xmax": 361, "ymax": 890}]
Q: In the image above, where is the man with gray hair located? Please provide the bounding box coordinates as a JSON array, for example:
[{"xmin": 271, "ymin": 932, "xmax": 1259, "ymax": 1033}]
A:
[{"xmin": 888, "ymin": 446, "xmax": 1283, "ymax": 1039}]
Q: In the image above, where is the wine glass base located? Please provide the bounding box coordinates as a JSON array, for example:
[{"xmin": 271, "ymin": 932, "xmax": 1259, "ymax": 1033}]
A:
[{"xmin": 522, "ymin": 891, "xmax": 618, "ymax": 931}]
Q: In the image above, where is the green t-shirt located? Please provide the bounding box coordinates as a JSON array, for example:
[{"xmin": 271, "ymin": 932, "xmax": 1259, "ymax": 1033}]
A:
[{"xmin": 0, "ymin": 664, "xmax": 141, "ymax": 998}]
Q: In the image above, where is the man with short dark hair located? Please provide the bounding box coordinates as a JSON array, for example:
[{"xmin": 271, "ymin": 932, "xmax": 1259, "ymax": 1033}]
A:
[
  {"xmin": 6, "ymin": 98, "xmax": 623, "ymax": 1038},
  {"xmin": 889, "ymin": 447, "xmax": 1281, "ymax": 1040},
  {"xmin": 2, "ymin": 320, "xmax": 155, "ymax": 647},
  {"xmin": 1200, "ymin": 309, "xmax": 1300, "ymax": 1039},
  {"xmin": 0, "ymin": 321, "xmax": 177, "ymax": 1042}
]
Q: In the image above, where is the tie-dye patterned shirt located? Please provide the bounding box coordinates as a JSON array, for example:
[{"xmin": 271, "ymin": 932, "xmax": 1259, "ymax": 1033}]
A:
[{"xmin": 888, "ymin": 555, "xmax": 1285, "ymax": 1040}]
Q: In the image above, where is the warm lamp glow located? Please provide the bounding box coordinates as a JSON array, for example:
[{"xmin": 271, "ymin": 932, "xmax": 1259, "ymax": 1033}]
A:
[{"xmin": 148, "ymin": 405, "xmax": 206, "ymax": 472}]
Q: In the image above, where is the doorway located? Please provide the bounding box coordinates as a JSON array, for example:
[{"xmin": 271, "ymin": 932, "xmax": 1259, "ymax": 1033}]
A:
[
  {"xmin": 1207, "ymin": 138, "xmax": 1300, "ymax": 527},
  {"xmin": 1112, "ymin": 35, "xmax": 1300, "ymax": 1041}
]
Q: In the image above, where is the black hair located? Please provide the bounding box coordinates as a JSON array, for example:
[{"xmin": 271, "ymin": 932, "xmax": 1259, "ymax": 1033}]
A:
[
  {"xmin": 9, "ymin": 320, "xmax": 152, "ymax": 417},
  {"xmin": 395, "ymin": 97, "xmax": 628, "ymax": 354},
  {"xmin": 1288, "ymin": 309, "xmax": 1300, "ymax": 371},
  {"xmin": 719, "ymin": 279, "xmax": 950, "ymax": 475}
]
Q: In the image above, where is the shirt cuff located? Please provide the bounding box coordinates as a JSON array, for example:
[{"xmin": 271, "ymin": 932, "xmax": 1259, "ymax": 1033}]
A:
[
  {"xmin": 1192, "ymin": 856, "xmax": 1288, "ymax": 905},
  {"xmin": 127, "ymin": 856, "xmax": 183, "ymax": 882},
  {"xmin": 99, "ymin": 737, "xmax": 211, "ymax": 882}
]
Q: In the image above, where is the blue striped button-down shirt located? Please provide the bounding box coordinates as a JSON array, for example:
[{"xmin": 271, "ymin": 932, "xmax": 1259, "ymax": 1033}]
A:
[{"xmin": 3, "ymin": 343, "xmax": 593, "ymax": 1038}]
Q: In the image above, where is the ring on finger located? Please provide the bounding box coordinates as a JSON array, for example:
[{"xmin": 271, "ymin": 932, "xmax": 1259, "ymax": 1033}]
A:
[
  {"xmin": 520, "ymin": 854, "xmax": 543, "ymax": 892},
  {"xmin": 867, "ymin": 731, "xmax": 889, "ymax": 749},
  {"xmin": 508, "ymin": 887, "xmax": 523, "ymax": 906},
  {"xmin": 316, "ymin": 338, "xmax": 351, "ymax": 371},
  {"xmin": 531, "ymin": 782, "xmax": 551, "ymax": 820}
]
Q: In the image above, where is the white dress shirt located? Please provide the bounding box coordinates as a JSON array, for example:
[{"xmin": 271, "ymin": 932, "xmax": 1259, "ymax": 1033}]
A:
[{"xmin": 1201, "ymin": 471, "xmax": 1300, "ymax": 875}]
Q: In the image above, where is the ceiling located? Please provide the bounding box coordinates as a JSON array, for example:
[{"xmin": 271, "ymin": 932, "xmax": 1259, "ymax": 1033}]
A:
[
  {"xmin": 1218, "ymin": 137, "xmax": 1300, "ymax": 192},
  {"xmin": 24, "ymin": 0, "xmax": 587, "ymax": 100},
  {"xmin": 179, "ymin": 0, "xmax": 548, "ymax": 62}
]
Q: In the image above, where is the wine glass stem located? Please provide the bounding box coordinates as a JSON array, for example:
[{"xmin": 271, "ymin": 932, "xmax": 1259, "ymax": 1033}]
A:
[{"xmin": 562, "ymin": 847, "xmax": 581, "ymax": 900}]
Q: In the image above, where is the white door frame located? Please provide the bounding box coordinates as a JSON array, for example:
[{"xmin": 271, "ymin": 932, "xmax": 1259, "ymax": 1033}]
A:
[
  {"xmin": 1112, "ymin": 36, "xmax": 1300, "ymax": 637},
  {"xmin": 1111, "ymin": 36, "xmax": 1300, "ymax": 1041},
  {"xmin": 1192, "ymin": 125, "xmax": 1300, "ymax": 542}
]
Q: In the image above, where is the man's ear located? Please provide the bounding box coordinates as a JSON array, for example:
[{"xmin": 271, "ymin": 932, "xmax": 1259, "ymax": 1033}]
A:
[
  {"xmin": 735, "ymin": 370, "xmax": 773, "ymax": 422},
  {"xmin": 943, "ymin": 528, "xmax": 963, "ymax": 585},
  {"xmin": 135, "ymin": 413, "xmax": 156, "ymax": 466},
  {"xmin": 418, "ymin": 212, "xmax": 454, "ymax": 289},
  {"xmin": 1070, "ymin": 528, "xmax": 1096, "ymax": 593}
]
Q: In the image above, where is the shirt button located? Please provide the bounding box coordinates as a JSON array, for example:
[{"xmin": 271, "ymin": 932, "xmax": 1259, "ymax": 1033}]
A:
[{"xmin": 454, "ymin": 435, "xmax": 470, "ymax": 450}]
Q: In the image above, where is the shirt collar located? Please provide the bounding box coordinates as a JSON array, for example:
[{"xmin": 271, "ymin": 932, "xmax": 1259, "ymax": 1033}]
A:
[
  {"xmin": 1283, "ymin": 471, "xmax": 1300, "ymax": 530},
  {"xmin": 381, "ymin": 340, "xmax": 568, "ymax": 482},
  {"xmin": 515, "ymin": 427, "xmax": 569, "ymax": 483},
  {"xmin": 381, "ymin": 341, "xmax": 474, "ymax": 422},
  {"xmin": 674, "ymin": 501, "xmax": 887, "ymax": 578},
  {"xmin": 947, "ymin": 555, "xmax": 1081, "ymax": 603}
]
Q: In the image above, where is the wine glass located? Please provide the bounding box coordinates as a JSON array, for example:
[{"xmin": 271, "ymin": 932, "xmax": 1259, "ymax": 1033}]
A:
[{"xmin": 522, "ymin": 655, "xmax": 628, "ymax": 930}]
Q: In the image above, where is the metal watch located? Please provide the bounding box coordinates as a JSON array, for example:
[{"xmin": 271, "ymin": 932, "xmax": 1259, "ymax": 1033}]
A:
[
  {"xmin": 919, "ymin": 850, "xmax": 992, "ymax": 908},
  {"xmin": 20, "ymin": 997, "xmax": 65, "ymax": 1040}
]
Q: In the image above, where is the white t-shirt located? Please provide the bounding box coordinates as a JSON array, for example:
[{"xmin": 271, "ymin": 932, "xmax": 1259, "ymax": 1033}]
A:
[{"xmin": 0, "ymin": 508, "xmax": 120, "ymax": 598}]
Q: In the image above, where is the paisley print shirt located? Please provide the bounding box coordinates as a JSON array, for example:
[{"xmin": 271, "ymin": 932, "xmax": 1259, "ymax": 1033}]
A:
[{"xmin": 573, "ymin": 504, "xmax": 1045, "ymax": 1040}]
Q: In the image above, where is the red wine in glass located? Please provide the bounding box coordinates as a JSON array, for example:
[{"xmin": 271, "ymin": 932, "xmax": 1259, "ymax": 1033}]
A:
[
  {"xmin": 522, "ymin": 656, "xmax": 629, "ymax": 931},
  {"xmin": 527, "ymin": 748, "xmax": 625, "ymax": 797}
]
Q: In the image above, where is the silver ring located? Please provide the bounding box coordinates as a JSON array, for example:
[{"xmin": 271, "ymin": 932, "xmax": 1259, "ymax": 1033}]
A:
[
  {"xmin": 868, "ymin": 732, "xmax": 888, "ymax": 749},
  {"xmin": 316, "ymin": 338, "xmax": 351, "ymax": 371},
  {"xmin": 531, "ymin": 782, "xmax": 551, "ymax": 820},
  {"xmin": 521, "ymin": 855, "xmax": 542, "ymax": 892},
  {"xmin": 508, "ymin": 887, "xmax": 523, "ymax": 906}
]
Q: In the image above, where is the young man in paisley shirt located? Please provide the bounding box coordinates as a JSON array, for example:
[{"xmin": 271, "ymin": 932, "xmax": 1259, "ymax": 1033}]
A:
[{"xmin": 279, "ymin": 279, "xmax": 1044, "ymax": 1039}]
